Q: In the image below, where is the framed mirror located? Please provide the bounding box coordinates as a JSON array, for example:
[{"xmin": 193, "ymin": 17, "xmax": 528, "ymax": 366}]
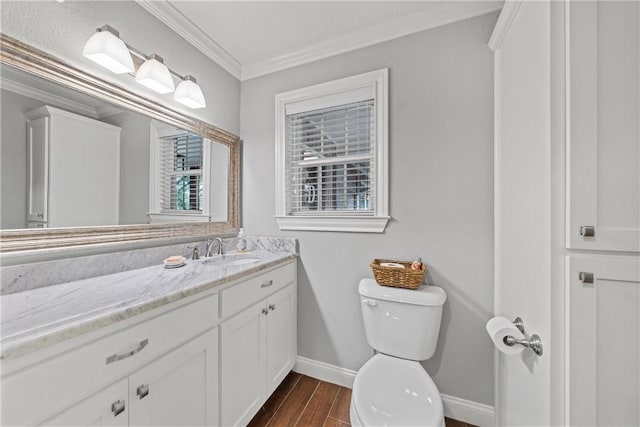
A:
[{"xmin": 0, "ymin": 34, "xmax": 240, "ymax": 253}]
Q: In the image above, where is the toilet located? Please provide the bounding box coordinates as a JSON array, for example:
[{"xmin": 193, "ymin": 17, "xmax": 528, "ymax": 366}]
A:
[{"xmin": 350, "ymin": 278, "xmax": 447, "ymax": 427}]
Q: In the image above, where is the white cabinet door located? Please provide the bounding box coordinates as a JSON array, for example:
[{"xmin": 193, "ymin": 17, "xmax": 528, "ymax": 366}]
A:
[
  {"xmin": 568, "ymin": 255, "xmax": 640, "ymax": 426},
  {"xmin": 128, "ymin": 328, "xmax": 219, "ymax": 427},
  {"xmin": 265, "ymin": 285, "xmax": 296, "ymax": 396},
  {"xmin": 220, "ymin": 300, "xmax": 266, "ymax": 427},
  {"xmin": 26, "ymin": 116, "xmax": 49, "ymax": 224},
  {"xmin": 39, "ymin": 378, "xmax": 128, "ymax": 427},
  {"xmin": 567, "ymin": 1, "xmax": 640, "ymax": 251}
]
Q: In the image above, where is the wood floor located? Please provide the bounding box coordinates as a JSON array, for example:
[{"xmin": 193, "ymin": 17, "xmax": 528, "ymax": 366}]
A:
[{"xmin": 248, "ymin": 372, "xmax": 477, "ymax": 427}]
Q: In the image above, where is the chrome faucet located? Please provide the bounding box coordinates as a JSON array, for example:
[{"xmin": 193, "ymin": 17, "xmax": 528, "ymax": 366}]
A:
[{"xmin": 205, "ymin": 237, "xmax": 223, "ymax": 257}]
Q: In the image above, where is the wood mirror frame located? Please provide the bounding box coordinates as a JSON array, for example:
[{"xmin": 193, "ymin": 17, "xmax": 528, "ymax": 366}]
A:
[{"xmin": 0, "ymin": 34, "xmax": 240, "ymax": 253}]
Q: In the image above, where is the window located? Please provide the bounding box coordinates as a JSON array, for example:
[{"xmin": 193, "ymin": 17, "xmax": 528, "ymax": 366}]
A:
[
  {"xmin": 275, "ymin": 69, "xmax": 389, "ymax": 232},
  {"xmin": 159, "ymin": 132, "xmax": 204, "ymax": 212},
  {"xmin": 148, "ymin": 122, "xmax": 212, "ymax": 223}
]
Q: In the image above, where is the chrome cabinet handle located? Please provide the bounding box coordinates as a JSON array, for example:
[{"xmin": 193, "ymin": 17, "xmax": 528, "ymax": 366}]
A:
[
  {"xmin": 268, "ymin": 304, "xmax": 275, "ymax": 311},
  {"xmin": 580, "ymin": 226, "xmax": 595, "ymax": 237},
  {"xmin": 106, "ymin": 339, "xmax": 149, "ymax": 364},
  {"xmin": 137, "ymin": 384, "xmax": 149, "ymax": 400},
  {"xmin": 261, "ymin": 307, "xmax": 269, "ymax": 315},
  {"xmin": 111, "ymin": 399, "xmax": 125, "ymax": 417},
  {"xmin": 579, "ymin": 272, "xmax": 594, "ymax": 284},
  {"xmin": 260, "ymin": 280, "xmax": 273, "ymax": 288},
  {"xmin": 36, "ymin": 213, "xmax": 44, "ymax": 218}
]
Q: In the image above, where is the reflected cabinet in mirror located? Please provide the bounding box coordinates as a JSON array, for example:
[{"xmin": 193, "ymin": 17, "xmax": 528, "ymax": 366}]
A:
[{"xmin": 0, "ymin": 34, "xmax": 240, "ymax": 253}]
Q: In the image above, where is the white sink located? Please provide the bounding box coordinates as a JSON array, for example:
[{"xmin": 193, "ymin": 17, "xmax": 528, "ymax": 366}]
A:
[{"xmin": 201, "ymin": 254, "xmax": 262, "ymax": 267}]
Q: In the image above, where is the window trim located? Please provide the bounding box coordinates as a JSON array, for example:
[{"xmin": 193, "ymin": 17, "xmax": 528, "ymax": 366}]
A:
[{"xmin": 274, "ymin": 68, "xmax": 389, "ymax": 233}]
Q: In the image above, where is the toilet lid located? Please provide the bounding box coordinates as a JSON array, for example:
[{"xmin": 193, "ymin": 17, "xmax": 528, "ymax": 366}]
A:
[{"xmin": 353, "ymin": 354, "xmax": 444, "ymax": 427}]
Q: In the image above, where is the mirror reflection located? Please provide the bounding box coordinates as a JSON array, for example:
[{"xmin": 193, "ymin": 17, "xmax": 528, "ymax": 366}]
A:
[{"xmin": 0, "ymin": 65, "xmax": 229, "ymax": 230}]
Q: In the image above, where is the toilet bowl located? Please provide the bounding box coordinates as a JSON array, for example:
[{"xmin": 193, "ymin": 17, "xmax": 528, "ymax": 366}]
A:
[
  {"xmin": 351, "ymin": 279, "xmax": 447, "ymax": 427},
  {"xmin": 350, "ymin": 353, "xmax": 444, "ymax": 427}
]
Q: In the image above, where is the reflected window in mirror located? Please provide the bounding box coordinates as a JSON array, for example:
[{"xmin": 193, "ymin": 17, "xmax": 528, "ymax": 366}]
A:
[
  {"xmin": 149, "ymin": 122, "xmax": 228, "ymax": 224},
  {"xmin": 160, "ymin": 130, "xmax": 204, "ymax": 212}
]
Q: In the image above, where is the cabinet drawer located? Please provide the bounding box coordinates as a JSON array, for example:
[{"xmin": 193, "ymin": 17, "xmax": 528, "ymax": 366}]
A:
[
  {"xmin": 1, "ymin": 293, "xmax": 218, "ymax": 427},
  {"xmin": 221, "ymin": 262, "xmax": 295, "ymax": 318}
]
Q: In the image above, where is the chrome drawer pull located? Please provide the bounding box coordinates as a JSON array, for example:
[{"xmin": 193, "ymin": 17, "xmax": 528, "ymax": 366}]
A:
[
  {"xmin": 260, "ymin": 280, "xmax": 273, "ymax": 288},
  {"xmin": 579, "ymin": 272, "xmax": 594, "ymax": 284},
  {"xmin": 106, "ymin": 338, "xmax": 149, "ymax": 365},
  {"xmin": 137, "ymin": 384, "xmax": 150, "ymax": 400},
  {"xmin": 580, "ymin": 226, "xmax": 595, "ymax": 237},
  {"xmin": 111, "ymin": 399, "xmax": 125, "ymax": 417}
]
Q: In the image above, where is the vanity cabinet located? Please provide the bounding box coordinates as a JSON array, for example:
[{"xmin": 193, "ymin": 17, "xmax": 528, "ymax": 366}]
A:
[
  {"xmin": 1, "ymin": 258, "xmax": 297, "ymax": 427},
  {"xmin": 25, "ymin": 105, "xmax": 121, "ymax": 228},
  {"xmin": 1, "ymin": 293, "xmax": 219, "ymax": 427},
  {"xmin": 127, "ymin": 327, "xmax": 218, "ymax": 427},
  {"xmin": 40, "ymin": 328, "xmax": 218, "ymax": 427},
  {"xmin": 220, "ymin": 263, "xmax": 297, "ymax": 427}
]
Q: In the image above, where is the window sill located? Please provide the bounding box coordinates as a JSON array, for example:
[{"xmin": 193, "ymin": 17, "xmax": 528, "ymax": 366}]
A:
[{"xmin": 275, "ymin": 215, "xmax": 390, "ymax": 233}]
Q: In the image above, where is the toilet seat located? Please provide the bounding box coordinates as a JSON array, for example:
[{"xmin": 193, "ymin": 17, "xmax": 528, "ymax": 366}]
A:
[{"xmin": 351, "ymin": 353, "xmax": 444, "ymax": 427}]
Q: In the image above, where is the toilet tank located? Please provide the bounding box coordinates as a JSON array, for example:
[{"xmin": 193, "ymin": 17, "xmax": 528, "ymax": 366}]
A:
[{"xmin": 358, "ymin": 278, "xmax": 447, "ymax": 361}]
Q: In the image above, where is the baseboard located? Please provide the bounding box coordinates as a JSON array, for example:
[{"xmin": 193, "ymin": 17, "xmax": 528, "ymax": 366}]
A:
[
  {"xmin": 294, "ymin": 355, "xmax": 357, "ymax": 388},
  {"xmin": 293, "ymin": 356, "xmax": 495, "ymax": 426},
  {"xmin": 441, "ymin": 394, "xmax": 495, "ymax": 427}
]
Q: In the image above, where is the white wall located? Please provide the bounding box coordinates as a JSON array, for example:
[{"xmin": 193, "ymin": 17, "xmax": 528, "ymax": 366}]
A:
[
  {"xmin": 0, "ymin": 0, "xmax": 240, "ymax": 135},
  {"xmin": 241, "ymin": 12, "xmax": 498, "ymax": 405}
]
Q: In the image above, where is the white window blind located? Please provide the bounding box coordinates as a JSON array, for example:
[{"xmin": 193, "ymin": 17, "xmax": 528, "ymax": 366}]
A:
[
  {"xmin": 286, "ymin": 99, "xmax": 375, "ymax": 215},
  {"xmin": 159, "ymin": 132, "xmax": 203, "ymax": 212}
]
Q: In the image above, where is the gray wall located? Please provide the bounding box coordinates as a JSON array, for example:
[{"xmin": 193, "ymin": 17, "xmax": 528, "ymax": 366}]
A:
[
  {"xmin": 241, "ymin": 12, "xmax": 498, "ymax": 405},
  {"xmin": 0, "ymin": 1, "xmax": 240, "ymax": 135}
]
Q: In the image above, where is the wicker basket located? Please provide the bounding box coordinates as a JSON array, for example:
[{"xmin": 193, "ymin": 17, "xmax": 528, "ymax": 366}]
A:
[{"xmin": 370, "ymin": 259, "xmax": 427, "ymax": 289}]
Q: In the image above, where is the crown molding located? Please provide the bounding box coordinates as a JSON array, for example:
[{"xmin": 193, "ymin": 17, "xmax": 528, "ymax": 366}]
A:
[
  {"xmin": 488, "ymin": 0, "xmax": 523, "ymax": 51},
  {"xmin": 135, "ymin": 0, "xmax": 242, "ymax": 80},
  {"xmin": 242, "ymin": 1, "xmax": 503, "ymax": 80},
  {"xmin": 138, "ymin": 1, "xmax": 502, "ymax": 82}
]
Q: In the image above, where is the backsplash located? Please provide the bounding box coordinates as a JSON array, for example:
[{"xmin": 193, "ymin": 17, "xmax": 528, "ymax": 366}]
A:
[{"xmin": 1, "ymin": 236, "xmax": 297, "ymax": 294}]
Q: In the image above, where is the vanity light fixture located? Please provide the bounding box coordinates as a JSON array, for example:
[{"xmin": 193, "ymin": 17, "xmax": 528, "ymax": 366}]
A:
[
  {"xmin": 174, "ymin": 75, "xmax": 207, "ymax": 109},
  {"xmin": 82, "ymin": 25, "xmax": 135, "ymax": 74},
  {"xmin": 135, "ymin": 54, "xmax": 175, "ymax": 94},
  {"xmin": 83, "ymin": 25, "xmax": 207, "ymax": 108}
]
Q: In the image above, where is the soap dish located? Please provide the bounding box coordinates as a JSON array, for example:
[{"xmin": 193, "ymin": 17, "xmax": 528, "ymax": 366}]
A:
[{"xmin": 164, "ymin": 256, "xmax": 186, "ymax": 269}]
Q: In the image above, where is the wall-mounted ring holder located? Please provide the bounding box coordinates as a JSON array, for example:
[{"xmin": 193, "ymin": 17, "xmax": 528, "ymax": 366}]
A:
[{"xmin": 503, "ymin": 317, "xmax": 543, "ymax": 356}]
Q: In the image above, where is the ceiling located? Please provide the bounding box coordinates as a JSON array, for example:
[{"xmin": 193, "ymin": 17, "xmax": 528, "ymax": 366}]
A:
[{"xmin": 136, "ymin": 1, "xmax": 503, "ymax": 81}]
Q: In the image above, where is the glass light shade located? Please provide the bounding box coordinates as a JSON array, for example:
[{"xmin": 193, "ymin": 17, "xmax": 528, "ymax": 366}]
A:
[
  {"xmin": 82, "ymin": 26, "xmax": 134, "ymax": 74},
  {"xmin": 174, "ymin": 76, "xmax": 206, "ymax": 109},
  {"xmin": 135, "ymin": 54, "xmax": 175, "ymax": 94}
]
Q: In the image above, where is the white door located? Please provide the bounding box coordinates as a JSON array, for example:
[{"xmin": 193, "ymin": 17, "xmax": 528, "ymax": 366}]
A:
[
  {"xmin": 220, "ymin": 300, "xmax": 266, "ymax": 427},
  {"xmin": 265, "ymin": 285, "xmax": 296, "ymax": 395},
  {"xmin": 128, "ymin": 328, "xmax": 218, "ymax": 427},
  {"xmin": 39, "ymin": 378, "xmax": 128, "ymax": 427},
  {"xmin": 491, "ymin": 1, "xmax": 554, "ymax": 425},
  {"xmin": 567, "ymin": 1, "xmax": 640, "ymax": 252},
  {"xmin": 568, "ymin": 255, "xmax": 640, "ymax": 426}
]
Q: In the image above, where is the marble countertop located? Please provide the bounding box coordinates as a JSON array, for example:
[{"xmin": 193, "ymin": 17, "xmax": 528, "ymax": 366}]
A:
[{"xmin": 0, "ymin": 250, "xmax": 296, "ymax": 360}]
